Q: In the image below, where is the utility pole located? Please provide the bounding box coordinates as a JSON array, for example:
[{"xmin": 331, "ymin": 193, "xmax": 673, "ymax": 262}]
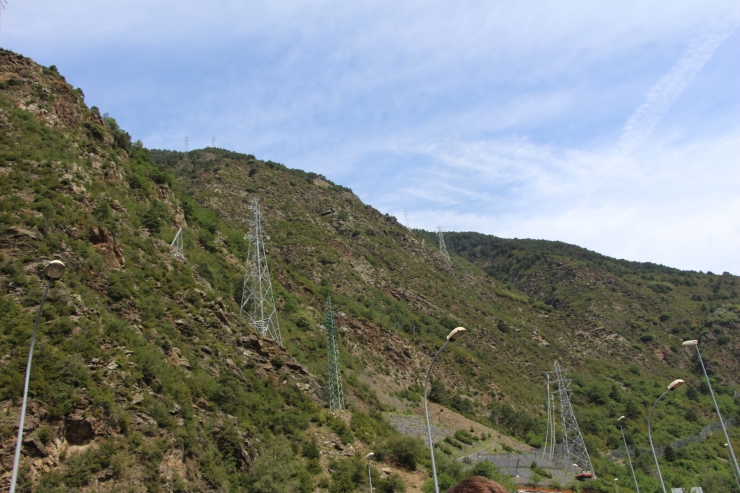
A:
[
  {"xmin": 553, "ymin": 361, "xmax": 594, "ymax": 477},
  {"xmin": 325, "ymin": 296, "xmax": 345, "ymax": 410},
  {"xmin": 240, "ymin": 198, "xmax": 282, "ymax": 345},
  {"xmin": 437, "ymin": 226, "xmax": 450, "ymax": 263}
]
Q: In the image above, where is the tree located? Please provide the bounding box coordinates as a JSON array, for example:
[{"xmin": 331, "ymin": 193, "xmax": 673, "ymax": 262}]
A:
[
  {"xmin": 609, "ymin": 383, "xmax": 623, "ymax": 402},
  {"xmin": 248, "ymin": 436, "xmax": 301, "ymax": 493},
  {"xmin": 141, "ymin": 201, "xmax": 168, "ymax": 233},
  {"xmin": 429, "ymin": 379, "xmax": 450, "ymax": 405},
  {"xmin": 686, "ymin": 385, "xmax": 700, "ymax": 401},
  {"xmin": 382, "ymin": 435, "xmax": 424, "ymax": 471},
  {"xmin": 625, "ymin": 399, "xmax": 642, "ymax": 420},
  {"xmin": 663, "ymin": 445, "xmax": 676, "ymax": 462}
]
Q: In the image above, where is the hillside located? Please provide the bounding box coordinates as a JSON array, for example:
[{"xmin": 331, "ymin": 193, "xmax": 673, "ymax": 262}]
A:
[{"xmin": 0, "ymin": 49, "xmax": 738, "ymax": 492}]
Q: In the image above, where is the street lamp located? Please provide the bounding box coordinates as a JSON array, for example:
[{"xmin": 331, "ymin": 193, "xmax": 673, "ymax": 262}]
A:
[
  {"xmin": 424, "ymin": 327, "xmax": 467, "ymax": 493},
  {"xmin": 9, "ymin": 260, "xmax": 66, "ymax": 493},
  {"xmin": 366, "ymin": 452, "xmax": 374, "ymax": 493},
  {"xmin": 648, "ymin": 379, "xmax": 684, "ymax": 493},
  {"xmin": 682, "ymin": 339, "xmax": 740, "ymax": 488},
  {"xmin": 614, "ymin": 478, "xmax": 619, "ymax": 493},
  {"xmin": 617, "ymin": 416, "xmax": 640, "ymax": 493}
]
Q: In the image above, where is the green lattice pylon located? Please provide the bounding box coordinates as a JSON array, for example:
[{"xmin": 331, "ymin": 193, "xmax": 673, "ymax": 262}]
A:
[{"xmin": 325, "ymin": 296, "xmax": 345, "ymax": 410}]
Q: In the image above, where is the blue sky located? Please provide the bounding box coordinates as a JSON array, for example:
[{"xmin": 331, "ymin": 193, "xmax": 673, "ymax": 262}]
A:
[{"xmin": 4, "ymin": 1, "xmax": 740, "ymax": 273}]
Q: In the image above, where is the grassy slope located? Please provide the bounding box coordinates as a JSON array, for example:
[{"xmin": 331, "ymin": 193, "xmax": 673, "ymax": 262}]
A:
[{"xmin": 0, "ymin": 49, "xmax": 738, "ymax": 491}]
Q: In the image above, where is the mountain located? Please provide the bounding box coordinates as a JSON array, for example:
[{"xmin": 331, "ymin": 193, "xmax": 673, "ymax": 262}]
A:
[{"xmin": 0, "ymin": 49, "xmax": 738, "ymax": 492}]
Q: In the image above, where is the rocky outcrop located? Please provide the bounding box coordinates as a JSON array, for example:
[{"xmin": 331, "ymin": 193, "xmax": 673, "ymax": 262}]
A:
[{"xmin": 89, "ymin": 226, "xmax": 125, "ymax": 269}]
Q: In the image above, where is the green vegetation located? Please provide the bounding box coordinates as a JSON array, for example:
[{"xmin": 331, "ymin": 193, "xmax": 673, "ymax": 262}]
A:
[{"xmin": 0, "ymin": 50, "xmax": 739, "ymax": 492}]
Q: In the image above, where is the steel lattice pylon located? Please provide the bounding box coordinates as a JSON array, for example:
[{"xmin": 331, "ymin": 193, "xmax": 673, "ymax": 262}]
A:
[
  {"xmin": 171, "ymin": 227, "xmax": 185, "ymax": 259},
  {"xmin": 553, "ymin": 361, "xmax": 594, "ymax": 476},
  {"xmin": 325, "ymin": 296, "xmax": 345, "ymax": 410},
  {"xmin": 437, "ymin": 226, "xmax": 450, "ymax": 262},
  {"xmin": 240, "ymin": 198, "xmax": 282, "ymax": 345}
]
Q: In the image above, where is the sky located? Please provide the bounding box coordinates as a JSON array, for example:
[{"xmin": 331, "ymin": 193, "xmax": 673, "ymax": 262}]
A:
[{"xmin": 4, "ymin": 1, "xmax": 740, "ymax": 274}]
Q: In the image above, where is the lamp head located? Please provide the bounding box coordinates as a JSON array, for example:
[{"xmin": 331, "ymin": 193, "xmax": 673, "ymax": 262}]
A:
[
  {"xmin": 682, "ymin": 340, "xmax": 698, "ymax": 347},
  {"xmin": 447, "ymin": 327, "xmax": 467, "ymax": 341},
  {"xmin": 365, "ymin": 452, "xmax": 374, "ymax": 459},
  {"xmin": 44, "ymin": 260, "xmax": 66, "ymax": 279},
  {"xmin": 668, "ymin": 379, "xmax": 685, "ymax": 391},
  {"xmin": 617, "ymin": 415, "xmax": 626, "ymax": 423}
]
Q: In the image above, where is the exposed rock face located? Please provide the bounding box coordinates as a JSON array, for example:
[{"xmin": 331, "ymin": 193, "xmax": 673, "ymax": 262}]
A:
[
  {"xmin": 168, "ymin": 347, "xmax": 192, "ymax": 370},
  {"xmin": 64, "ymin": 410, "xmax": 95, "ymax": 445},
  {"xmin": 89, "ymin": 226, "xmax": 125, "ymax": 269}
]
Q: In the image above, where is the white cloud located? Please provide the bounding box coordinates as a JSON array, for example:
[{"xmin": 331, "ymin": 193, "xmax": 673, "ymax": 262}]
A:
[
  {"xmin": 4, "ymin": 1, "xmax": 739, "ymax": 273},
  {"xmin": 379, "ymin": 128, "xmax": 740, "ymax": 273},
  {"xmin": 619, "ymin": 2, "xmax": 740, "ymax": 152}
]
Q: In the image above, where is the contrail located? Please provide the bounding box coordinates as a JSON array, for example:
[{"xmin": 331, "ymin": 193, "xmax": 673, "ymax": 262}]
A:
[{"xmin": 619, "ymin": 3, "xmax": 740, "ymax": 152}]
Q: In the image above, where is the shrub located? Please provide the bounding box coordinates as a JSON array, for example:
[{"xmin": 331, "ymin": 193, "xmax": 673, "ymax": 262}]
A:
[
  {"xmin": 382, "ymin": 435, "xmax": 424, "ymax": 470},
  {"xmin": 377, "ymin": 474, "xmax": 406, "ymax": 493},
  {"xmin": 453, "ymin": 429, "xmax": 474, "ymax": 445},
  {"xmin": 429, "ymin": 379, "xmax": 450, "ymax": 405},
  {"xmin": 141, "ymin": 201, "xmax": 168, "ymax": 233},
  {"xmin": 327, "ymin": 414, "xmax": 354, "ymax": 444}
]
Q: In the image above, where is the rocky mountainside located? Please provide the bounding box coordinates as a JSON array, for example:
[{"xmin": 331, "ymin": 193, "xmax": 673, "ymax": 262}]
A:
[{"xmin": 0, "ymin": 50, "xmax": 738, "ymax": 492}]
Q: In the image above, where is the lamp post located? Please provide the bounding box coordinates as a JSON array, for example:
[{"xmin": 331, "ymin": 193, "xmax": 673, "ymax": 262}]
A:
[
  {"xmin": 683, "ymin": 339, "xmax": 740, "ymax": 488},
  {"xmin": 366, "ymin": 452, "xmax": 374, "ymax": 493},
  {"xmin": 648, "ymin": 379, "xmax": 685, "ymax": 493},
  {"xmin": 617, "ymin": 416, "xmax": 640, "ymax": 493},
  {"xmin": 614, "ymin": 478, "xmax": 619, "ymax": 493},
  {"xmin": 424, "ymin": 327, "xmax": 467, "ymax": 493},
  {"xmin": 9, "ymin": 260, "xmax": 66, "ymax": 493}
]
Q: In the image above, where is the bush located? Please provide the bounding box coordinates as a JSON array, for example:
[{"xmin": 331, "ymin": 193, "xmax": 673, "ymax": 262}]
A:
[
  {"xmin": 382, "ymin": 435, "xmax": 424, "ymax": 471},
  {"xmin": 429, "ymin": 379, "xmax": 450, "ymax": 405},
  {"xmin": 248, "ymin": 436, "xmax": 302, "ymax": 493},
  {"xmin": 377, "ymin": 474, "xmax": 406, "ymax": 493},
  {"xmin": 141, "ymin": 201, "xmax": 168, "ymax": 233},
  {"xmin": 327, "ymin": 414, "xmax": 354, "ymax": 444},
  {"xmin": 453, "ymin": 429, "xmax": 474, "ymax": 445},
  {"xmin": 422, "ymin": 474, "xmax": 456, "ymax": 493},
  {"xmin": 469, "ymin": 461, "xmax": 498, "ymax": 479}
]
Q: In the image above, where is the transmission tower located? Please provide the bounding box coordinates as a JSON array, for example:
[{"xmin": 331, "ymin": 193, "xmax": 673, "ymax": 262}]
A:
[
  {"xmin": 171, "ymin": 227, "xmax": 185, "ymax": 259},
  {"xmin": 184, "ymin": 136, "xmax": 189, "ymax": 153},
  {"xmin": 403, "ymin": 208, "xmax": 410, "ymax": 229},
  {"xmin": 211, "ymin": 136, "xmax": 216, "ymax": 147},
  {"xmin": 240, "ymin": 197, "xmax": 282, "ymax": 345},
  {"xmin": 324, "ymin": 296, "xmax": 345, "ymax": 410},
  {"xmin": 552, "ymin": 361, "xmax": 594, "ymax": 476},
  {"xmin": 437, "ymin": 226, "xmax": 450, "ymax": 262}
]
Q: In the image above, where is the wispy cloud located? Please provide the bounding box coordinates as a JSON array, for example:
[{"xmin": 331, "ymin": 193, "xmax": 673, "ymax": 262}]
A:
[
  {"xmin": 619, "ymin": 2, "xmax": 740, "ymax": 152},
  {"xmin": 5, "ymin": 1, "xmax": 739, "ymax": 273}
]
